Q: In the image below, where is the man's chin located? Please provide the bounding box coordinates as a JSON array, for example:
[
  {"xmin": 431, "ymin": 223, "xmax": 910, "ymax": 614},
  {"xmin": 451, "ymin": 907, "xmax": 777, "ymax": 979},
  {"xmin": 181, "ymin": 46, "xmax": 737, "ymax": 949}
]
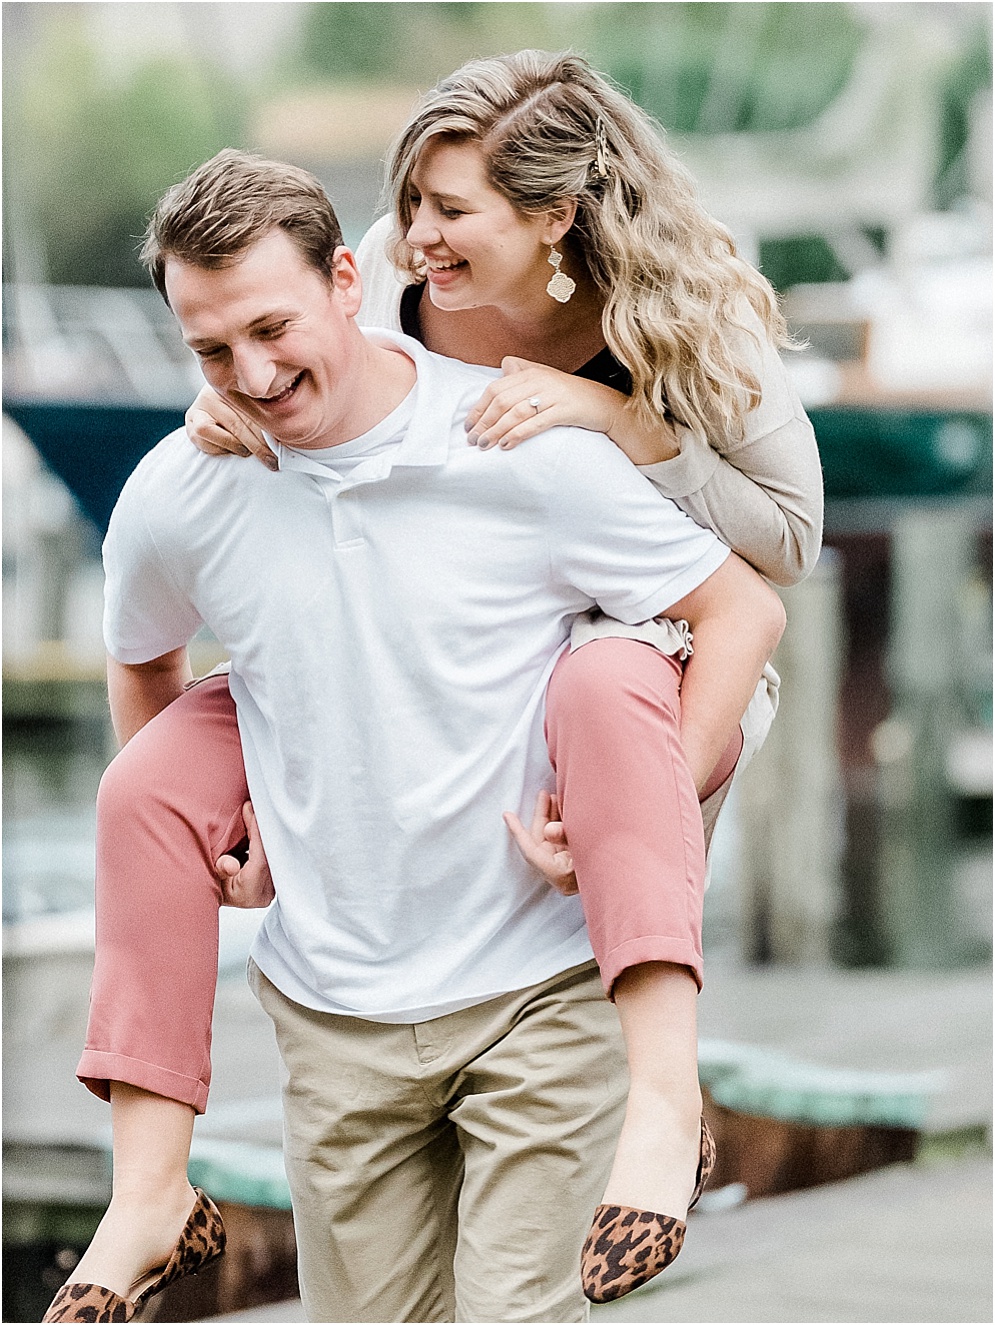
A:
[
  {"xmin": 242, "ymin": 407, "xmax": 309, "ymax": 447},
  {"xmin": 266, "ymin": 421, "xmax": 324, "ymax": 450}
]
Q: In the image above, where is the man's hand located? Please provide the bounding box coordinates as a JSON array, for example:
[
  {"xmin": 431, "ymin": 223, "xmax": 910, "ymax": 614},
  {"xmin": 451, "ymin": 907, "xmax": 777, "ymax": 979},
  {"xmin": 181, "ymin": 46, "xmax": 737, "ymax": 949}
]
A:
[
  {"xmin": 215, "ymin": 802, "xmax": 275, "ymax": 908},
  {"xmin": 503, "ymin": 791, "xmax": 578, "ymax": 895}
]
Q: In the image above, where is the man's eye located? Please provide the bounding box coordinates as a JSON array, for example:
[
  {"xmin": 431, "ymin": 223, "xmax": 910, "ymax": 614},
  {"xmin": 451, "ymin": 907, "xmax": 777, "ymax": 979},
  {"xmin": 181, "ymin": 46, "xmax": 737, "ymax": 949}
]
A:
[
  {"xmin": 197, "ymin": 346, "xmax": 223, "ymax": 360},
  {"xmin": 259, "ymin": 323, "xmax": 288, "ymax": 339}
]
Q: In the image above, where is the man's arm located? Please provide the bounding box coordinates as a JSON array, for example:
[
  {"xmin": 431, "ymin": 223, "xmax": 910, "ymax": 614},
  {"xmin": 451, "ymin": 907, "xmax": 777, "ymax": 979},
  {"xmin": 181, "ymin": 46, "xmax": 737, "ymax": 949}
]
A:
[
  {"xmin": 667, "ymin": 553, "xmax": 785, "ymax": 794},
  {"xmin": 106, "ymin": 647, "xmax": 192, "ymax": 746}
]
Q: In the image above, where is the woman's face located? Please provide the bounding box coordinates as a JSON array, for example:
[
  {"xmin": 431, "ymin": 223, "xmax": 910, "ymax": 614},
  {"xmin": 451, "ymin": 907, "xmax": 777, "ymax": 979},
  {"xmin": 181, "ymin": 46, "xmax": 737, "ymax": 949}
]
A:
[{"xmin": 405, "ymin": 138, "xmax": 560, "ymax": 314}]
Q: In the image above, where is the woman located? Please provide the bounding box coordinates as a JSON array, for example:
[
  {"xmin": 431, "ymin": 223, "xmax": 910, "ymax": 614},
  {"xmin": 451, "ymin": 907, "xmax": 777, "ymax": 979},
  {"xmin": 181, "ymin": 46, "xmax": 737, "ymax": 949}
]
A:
[{"xmin": 47, "ymin": 50, "xmax": 821, "ymax": 1321}]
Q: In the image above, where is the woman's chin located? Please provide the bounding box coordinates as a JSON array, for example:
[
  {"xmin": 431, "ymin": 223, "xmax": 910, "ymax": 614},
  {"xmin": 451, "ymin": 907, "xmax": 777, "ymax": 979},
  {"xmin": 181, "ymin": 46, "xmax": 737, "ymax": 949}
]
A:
[
  {"xmin": 427, "ymin": 272, "xmax": 473, "ymax": 306},
  {"xmin": 428, "ymin": 286, "xmax": 486, "ymax": 315}
]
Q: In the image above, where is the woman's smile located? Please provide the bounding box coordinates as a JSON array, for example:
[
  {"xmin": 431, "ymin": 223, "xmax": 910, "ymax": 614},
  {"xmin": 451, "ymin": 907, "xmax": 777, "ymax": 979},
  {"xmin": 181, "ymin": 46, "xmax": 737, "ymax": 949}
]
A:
[
  {"xmin": 424, "ymin": 256, "xmax": 468, "ymax": 288},
  {"xmin": 406, "ymin": 139, "xmax": 557, "ymax": 314}
]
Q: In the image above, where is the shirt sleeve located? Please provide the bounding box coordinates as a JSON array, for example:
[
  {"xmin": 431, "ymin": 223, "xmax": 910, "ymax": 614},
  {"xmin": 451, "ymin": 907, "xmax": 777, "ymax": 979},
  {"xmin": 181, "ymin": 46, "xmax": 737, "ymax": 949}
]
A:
[
  {"xmin": 102, "ymin": 469, "xmax": 205, "ymax": 664},
  {"xmin": 543, "ymin": 428, "xmax": 730, "ymax": 623},
  {"xmin": 636, "ymin": 304, "xmax": 824, "ymax": 586}
]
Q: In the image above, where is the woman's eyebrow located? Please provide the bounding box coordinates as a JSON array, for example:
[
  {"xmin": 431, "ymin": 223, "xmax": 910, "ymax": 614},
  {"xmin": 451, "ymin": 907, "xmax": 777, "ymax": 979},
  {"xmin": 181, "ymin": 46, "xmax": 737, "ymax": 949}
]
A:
[{"xmin": 426, "ymin": 189, "xmax": 473, "ymax": 206}]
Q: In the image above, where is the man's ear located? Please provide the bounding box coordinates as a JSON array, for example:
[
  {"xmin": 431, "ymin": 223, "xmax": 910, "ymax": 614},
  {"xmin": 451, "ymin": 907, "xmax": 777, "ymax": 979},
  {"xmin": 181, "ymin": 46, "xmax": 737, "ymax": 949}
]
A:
[
  {"xmin": 541, "ymin": 200, "xmax": 579, "ymax": 248},
  {"xmin": 329, "ymin": 245, "xmax": 363, "ymax": 316}
]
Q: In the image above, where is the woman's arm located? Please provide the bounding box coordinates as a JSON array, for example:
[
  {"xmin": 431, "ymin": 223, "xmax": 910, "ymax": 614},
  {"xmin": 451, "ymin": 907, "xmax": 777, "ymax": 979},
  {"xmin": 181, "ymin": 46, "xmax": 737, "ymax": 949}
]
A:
[
  {"xmin": 620, "ymin": 408, "xmax": 821, "ymax": 585},
  {"xmin": 465, "ymin": 317, "xmax": 824, "ymax": 587},
  {"xmin": 627, "ymin": 410, "xmax": 823, "ymax": 587},
  {"xmin": 619, "ymin": 308, "xmax": 824, "ymax": 586},
  {"xmin": 666, "ymin": 553, "xmax": 786, "ymax": 793}
]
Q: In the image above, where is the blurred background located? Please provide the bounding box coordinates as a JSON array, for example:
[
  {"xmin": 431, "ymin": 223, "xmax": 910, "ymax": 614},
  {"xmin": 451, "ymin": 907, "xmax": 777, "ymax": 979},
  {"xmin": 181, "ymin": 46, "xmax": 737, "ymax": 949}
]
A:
[{"xmin": 3, "ymin": 3, "xmax": 992, "ymax": 1322}]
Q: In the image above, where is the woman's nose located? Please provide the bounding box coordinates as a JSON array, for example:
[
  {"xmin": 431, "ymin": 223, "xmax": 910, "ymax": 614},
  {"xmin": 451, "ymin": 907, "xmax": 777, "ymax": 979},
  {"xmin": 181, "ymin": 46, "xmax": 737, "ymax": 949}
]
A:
[{"xmin": 406, "ymin": 203, "xmax": 439, "ymax": 250}]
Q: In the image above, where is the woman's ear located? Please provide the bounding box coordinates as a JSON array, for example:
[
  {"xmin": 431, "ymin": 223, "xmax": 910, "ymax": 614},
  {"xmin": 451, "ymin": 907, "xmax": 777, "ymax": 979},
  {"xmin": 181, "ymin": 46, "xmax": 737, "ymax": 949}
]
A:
[{"xmin": 541, "ymin": 199, "xmax": 578, "ymax": 247}]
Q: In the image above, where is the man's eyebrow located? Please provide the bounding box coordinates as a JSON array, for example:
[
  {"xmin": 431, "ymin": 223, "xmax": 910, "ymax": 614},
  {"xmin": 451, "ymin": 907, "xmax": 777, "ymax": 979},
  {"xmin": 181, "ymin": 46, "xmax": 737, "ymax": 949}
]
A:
[
  {"xmin": 246, "ymin": 310, "xmax": 295, "ymax": 328},
  {"xmin": 185, "ymin": 312, "xmax": 294, "ymax": 350}
]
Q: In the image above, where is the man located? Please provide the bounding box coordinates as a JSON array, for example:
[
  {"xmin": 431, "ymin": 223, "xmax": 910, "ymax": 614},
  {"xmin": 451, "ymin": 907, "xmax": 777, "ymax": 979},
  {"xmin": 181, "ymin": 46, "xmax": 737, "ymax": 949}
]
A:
[{"xmin": 104, "ymin": 150, "xmax": 783, "ymax": 1322}]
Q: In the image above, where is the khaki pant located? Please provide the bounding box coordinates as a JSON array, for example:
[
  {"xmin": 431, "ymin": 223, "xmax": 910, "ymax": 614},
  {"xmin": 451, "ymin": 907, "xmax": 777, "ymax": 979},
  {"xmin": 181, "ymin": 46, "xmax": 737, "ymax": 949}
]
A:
[{"xmin": 249, "ymin": 960, "xmax": 627, "ymax": 1323}]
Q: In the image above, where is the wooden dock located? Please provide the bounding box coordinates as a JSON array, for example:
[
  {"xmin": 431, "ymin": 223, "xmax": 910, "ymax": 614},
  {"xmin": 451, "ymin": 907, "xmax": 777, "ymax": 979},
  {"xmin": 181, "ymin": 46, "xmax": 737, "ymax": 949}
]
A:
[{"xmin": 3, "ymin": 928, "xmax": 990, "ymax": 1321}]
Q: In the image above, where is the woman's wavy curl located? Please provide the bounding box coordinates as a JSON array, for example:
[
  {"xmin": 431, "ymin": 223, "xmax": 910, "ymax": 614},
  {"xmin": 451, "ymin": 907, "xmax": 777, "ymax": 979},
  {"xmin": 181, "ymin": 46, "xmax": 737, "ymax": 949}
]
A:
[{"xmin": 385, "ymin": 49, "xmax": 791, "ymax": 445}]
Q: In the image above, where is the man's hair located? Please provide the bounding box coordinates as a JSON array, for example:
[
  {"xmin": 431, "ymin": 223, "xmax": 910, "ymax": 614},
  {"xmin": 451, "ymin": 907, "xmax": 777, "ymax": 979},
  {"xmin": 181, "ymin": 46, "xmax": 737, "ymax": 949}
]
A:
[{"xmin": 141, "ymin": 149, "xmax": 344, "ymax": 303}]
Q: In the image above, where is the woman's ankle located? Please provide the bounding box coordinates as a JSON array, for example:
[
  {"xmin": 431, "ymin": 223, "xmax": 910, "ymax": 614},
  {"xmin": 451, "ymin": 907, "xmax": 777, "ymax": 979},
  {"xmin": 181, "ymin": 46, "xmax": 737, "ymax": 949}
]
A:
[
  {"xmin": 626, "ymin": 1074, "xmax": 701, "ymax": 1115},
  {"xmin": 599, "ymin": 1079, "xmax": 704, "ymax": 1214},
  {"xmin": 110, "ymin": 1175, "xmax": 195, "ymax": 1208},
  {"xmin": 64, "ymin": 1181, "xmax": 197, "ymax": 1294}
]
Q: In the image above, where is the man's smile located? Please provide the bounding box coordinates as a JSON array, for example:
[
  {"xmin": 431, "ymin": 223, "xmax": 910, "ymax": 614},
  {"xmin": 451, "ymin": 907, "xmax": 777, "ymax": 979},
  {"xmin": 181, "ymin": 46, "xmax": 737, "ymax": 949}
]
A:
[{"xmin": 253, "ymin": 371, "xmax": 306, "ymax": 406}]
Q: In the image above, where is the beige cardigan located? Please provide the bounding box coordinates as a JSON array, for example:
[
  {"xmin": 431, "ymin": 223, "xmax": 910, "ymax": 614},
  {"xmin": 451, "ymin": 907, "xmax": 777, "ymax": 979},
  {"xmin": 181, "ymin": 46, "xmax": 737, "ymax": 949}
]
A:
[
  {"xmin": 355, "ymin": 216, "xmax": 824, "ymax": 846},
  {"xmin": 356, "ymin": 214, "xmax": 824, "ymax": 588}
]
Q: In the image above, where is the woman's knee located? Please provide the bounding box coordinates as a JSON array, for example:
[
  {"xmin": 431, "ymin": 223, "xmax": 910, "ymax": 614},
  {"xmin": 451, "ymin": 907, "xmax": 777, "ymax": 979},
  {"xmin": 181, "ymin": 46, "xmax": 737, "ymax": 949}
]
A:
[
  {"xmin": 547, "ymin": 638, "xmax": 682, "ymax": 736},
  {"xmin": 96, "ymin": 732, "xmax": 158, "ymax": 833},
  {"xmin": 96, "ymin": 680, "xmax": 244, "ymax": 840}
]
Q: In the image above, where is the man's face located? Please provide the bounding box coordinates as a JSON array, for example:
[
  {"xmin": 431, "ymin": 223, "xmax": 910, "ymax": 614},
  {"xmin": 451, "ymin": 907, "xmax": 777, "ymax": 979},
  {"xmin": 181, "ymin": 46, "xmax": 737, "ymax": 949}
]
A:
[{"xmin": 166, "ymin": 227, "xmax": 363, "ymax": 449}]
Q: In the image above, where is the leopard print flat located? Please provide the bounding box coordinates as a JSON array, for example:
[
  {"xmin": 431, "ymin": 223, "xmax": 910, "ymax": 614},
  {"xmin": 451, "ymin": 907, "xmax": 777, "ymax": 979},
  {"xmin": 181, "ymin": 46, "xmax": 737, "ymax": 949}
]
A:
[
  {"xmin": 580, "ymin": 1116, "xmax": 716, "ymax": 1303},
  {"xmin": 43, "ymin": 1188, "xmax": 226, "ymax": 1323},
  {"xmin": 41, "ymin": 1283, "xmax": 135, "ymax": 1324}
]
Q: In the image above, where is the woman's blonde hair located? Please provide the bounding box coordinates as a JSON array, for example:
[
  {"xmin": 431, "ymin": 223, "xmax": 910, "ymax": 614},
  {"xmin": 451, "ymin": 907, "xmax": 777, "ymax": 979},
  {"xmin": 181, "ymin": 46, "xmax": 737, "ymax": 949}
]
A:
[{"xmin": 386, "ymin": 50, "xmax": 790, "ymax": 442}]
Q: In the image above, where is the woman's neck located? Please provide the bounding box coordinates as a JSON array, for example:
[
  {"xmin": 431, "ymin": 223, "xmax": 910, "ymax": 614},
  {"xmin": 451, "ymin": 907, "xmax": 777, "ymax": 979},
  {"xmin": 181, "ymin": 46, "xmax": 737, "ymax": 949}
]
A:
[{"xmin": 417, "ymin": 277, "xmax": 607, "ymax": 373}]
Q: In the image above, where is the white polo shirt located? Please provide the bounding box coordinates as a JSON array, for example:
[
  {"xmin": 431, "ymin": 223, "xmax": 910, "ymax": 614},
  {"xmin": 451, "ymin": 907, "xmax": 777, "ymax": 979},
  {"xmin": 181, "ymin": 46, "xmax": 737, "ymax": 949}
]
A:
[{"xmin": 103, "ymin": 331, "xmax": 729, "ymax": 1022}]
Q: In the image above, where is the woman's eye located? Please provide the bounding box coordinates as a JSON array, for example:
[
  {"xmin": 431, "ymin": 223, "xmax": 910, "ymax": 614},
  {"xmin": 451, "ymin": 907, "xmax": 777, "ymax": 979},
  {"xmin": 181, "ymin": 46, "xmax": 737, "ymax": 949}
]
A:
[{"xmin": 441, "ymin": 208, "xmax": 464, "ymax": 219}]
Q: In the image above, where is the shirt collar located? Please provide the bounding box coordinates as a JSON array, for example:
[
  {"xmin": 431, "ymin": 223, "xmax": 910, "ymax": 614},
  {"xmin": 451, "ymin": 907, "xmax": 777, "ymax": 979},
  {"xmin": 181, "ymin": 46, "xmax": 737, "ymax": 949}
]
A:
[{"xmin": 273, "ymin": 328, "xmax": 455, "ymax": 482}]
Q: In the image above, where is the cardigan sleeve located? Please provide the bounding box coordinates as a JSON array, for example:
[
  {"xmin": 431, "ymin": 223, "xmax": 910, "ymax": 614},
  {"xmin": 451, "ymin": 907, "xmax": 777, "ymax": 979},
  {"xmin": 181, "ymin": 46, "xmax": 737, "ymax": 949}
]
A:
[
  {"xmin": 355, "ymin": 213, "xmax": 407, "ymax": 332},
  {"xmin": 637, "ymin": 304, "xmax": 824, "ymax": 586}
]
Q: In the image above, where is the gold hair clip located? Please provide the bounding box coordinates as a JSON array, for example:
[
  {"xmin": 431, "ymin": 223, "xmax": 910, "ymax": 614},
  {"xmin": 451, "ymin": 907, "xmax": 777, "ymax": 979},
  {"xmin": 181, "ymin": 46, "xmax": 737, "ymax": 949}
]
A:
[{"xmin": 594, "ymin": 118, "xmax": 610, "ymax": 178}]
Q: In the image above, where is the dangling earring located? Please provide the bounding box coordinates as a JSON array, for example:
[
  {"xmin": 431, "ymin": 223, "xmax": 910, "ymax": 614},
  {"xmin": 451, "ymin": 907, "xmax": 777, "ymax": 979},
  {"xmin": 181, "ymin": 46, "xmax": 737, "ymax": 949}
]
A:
[{"xmin": 546, "ymin": 247, "xmax": 576, "ymax": 304}]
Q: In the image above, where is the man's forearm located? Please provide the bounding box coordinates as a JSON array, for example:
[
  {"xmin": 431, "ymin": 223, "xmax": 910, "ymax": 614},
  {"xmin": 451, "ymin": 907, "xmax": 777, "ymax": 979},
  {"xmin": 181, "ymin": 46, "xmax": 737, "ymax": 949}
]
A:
[
  {"xmin": 107, "ymin": 647, "xmax": 192, "ymax": 746},
  {"xmin": 668, "ymin": 555, "xmax": 785, "ymax": 793}
]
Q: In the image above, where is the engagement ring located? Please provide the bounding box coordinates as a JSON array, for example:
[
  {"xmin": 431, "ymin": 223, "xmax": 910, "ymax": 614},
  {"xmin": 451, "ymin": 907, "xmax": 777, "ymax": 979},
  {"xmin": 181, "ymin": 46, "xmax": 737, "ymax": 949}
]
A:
[{"xmin": 529, "ymin": 397, "xmax": 541, "ymax": 414}]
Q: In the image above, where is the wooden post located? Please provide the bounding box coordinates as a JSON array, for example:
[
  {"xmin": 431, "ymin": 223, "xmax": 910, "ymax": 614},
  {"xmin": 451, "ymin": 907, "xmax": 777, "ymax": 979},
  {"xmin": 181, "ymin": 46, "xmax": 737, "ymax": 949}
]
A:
[
  {"xmin": 738, "ymin": 551, "xmax": 845, "ymax": 964},
  {"xmin": 875, "ymin": 507, "xmax": 974, "ymax": 966}
]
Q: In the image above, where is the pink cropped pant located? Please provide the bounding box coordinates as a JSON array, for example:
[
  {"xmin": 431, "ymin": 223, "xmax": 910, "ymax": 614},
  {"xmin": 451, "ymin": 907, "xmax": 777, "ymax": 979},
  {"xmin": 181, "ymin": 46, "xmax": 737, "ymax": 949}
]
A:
[{"xmin": 78, "ymin": 638, "xmax": 732, "ymax": 1114}]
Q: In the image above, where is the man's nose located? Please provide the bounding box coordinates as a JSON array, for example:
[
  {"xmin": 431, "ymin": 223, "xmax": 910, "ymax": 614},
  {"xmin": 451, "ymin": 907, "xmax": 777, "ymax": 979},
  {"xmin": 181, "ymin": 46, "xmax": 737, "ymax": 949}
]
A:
[{"xmin": 231, "ymin": 343, "xmax": 277, "ymax": 399}]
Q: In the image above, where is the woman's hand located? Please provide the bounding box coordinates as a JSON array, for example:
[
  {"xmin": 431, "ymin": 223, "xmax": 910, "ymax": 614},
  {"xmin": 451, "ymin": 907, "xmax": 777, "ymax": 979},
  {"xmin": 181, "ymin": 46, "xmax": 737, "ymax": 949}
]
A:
[
  {"xmin": 464, "ymin": 355, "xmax": 682, "ymax": 464},
  {"xmin": 215, "ymin": 802, "xmax": 276, "ymax": 907},
  {"xmin": 186, "ymin": 386, "xmax": 277, "ymax": 471},
  {"xmin": 503, "ymin": 790, "xmax": 577, "ymax": 896},
  {"xmin": 465, "ymin": 357, "xmax": 624, "ymax": 451}
]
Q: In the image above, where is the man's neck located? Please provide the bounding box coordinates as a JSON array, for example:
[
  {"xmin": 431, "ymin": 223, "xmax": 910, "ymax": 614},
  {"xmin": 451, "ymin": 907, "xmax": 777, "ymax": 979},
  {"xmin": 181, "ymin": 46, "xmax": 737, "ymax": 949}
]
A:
[
  {"xmin": 341, "ymin": 336, "xmax": 418, "ymax": 445},
  {"xmin": 309, "ymin": 334, "xmax": 417, "ymax": 450}
]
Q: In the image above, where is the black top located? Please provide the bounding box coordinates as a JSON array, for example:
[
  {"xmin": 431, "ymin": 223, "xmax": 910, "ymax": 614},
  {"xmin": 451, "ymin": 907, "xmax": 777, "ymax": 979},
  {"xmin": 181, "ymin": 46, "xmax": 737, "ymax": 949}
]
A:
[{"xmin": 399, "ymin": 282, "xmax": 633, "ymax": 397}]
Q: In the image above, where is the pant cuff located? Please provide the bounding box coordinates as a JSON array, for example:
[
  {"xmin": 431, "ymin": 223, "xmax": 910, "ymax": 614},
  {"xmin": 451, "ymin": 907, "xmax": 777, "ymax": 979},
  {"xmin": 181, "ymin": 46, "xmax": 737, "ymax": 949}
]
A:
[{"xmin": 76, "ymin": 1049, "xmax": 209, "ymax": 1114}]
